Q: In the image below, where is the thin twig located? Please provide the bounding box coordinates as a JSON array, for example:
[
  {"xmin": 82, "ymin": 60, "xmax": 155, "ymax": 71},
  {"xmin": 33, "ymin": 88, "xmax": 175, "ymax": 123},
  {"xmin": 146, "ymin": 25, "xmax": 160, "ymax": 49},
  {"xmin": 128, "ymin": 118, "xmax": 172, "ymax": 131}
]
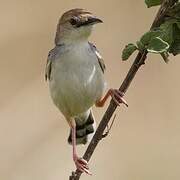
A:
[
  {"xmin": 101, "ymin": 113, "xmax": 117, "ymax": 139},
  {"xmin": 69, "ymin": 1, "xmax": 177, "ymax": 179}
]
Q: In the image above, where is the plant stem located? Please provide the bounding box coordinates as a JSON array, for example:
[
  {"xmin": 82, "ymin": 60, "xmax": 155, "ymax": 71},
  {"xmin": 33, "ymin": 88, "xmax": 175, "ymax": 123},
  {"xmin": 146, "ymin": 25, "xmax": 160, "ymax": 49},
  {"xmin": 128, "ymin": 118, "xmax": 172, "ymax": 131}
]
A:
[{"xmin": 69, "ymin": 1, "xmax": 177, "ymax": 179}]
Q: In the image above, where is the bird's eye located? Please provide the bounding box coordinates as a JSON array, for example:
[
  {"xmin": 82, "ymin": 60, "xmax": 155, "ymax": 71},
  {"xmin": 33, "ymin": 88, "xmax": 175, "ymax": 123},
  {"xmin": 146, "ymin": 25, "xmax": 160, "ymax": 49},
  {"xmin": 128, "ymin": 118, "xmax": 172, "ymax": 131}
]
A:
[{"xmin": 70, "ymin": 18, "xmax": 77, "ymax": 25}]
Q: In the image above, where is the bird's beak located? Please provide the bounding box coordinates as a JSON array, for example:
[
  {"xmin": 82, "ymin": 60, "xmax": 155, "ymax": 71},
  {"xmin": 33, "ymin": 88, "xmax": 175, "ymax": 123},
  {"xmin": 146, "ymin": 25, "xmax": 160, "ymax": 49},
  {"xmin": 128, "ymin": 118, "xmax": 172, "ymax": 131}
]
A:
[
  {"xmin": 87, "ymin": 17, "xmax": 103, "ymax": 24},
  {"xmin": 76, "ymin": 17, "xmax": 103, "ymax": 27}
]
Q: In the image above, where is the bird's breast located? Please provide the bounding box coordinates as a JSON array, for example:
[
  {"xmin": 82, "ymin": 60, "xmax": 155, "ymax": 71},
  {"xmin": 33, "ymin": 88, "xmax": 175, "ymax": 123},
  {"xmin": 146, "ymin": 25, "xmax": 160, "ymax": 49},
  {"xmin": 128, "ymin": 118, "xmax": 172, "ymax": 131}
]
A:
[{"xmin": 49, "ymin": 45, "xmax": 106, "ymax": 117}]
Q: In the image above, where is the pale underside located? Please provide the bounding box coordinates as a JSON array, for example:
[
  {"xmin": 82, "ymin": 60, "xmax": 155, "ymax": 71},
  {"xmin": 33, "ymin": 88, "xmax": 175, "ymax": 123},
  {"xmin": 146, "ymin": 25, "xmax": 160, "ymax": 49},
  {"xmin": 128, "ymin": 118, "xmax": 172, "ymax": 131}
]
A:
[{"xmin": 48, "ymin": 42, "xmax": 106, "ymax": 120}]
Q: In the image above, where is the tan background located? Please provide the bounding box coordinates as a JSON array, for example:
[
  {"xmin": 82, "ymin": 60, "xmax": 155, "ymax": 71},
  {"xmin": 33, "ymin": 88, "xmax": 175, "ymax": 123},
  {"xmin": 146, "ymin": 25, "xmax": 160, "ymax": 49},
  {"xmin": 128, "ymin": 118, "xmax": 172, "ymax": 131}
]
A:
[{"xmin": 0, "ymin": 0, "xmax": 180, "ymax": 180}]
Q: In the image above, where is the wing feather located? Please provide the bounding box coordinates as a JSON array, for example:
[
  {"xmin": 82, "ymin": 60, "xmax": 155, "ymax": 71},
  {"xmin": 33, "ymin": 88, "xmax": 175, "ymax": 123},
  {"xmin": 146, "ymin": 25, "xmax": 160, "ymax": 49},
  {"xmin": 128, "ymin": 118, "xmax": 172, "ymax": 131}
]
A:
[
  {"xmin": 89, "ymin": 42, "xmax": 106, "ymax": 73},
  {"xmin": 45, "ymin": 50, "xmax": 53, "ymax": 81},
  {"xmin": 45, "ymin": 45, "xmax": 64, "ymax": 81}
]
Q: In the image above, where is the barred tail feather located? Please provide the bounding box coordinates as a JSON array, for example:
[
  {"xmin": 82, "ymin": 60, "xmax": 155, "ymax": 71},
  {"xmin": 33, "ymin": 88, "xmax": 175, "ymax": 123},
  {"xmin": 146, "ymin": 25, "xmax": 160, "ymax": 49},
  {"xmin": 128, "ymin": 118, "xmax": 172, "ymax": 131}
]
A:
[{"xmin": 68, "ymin": 110, "xmax": 96, "ymax": 145}]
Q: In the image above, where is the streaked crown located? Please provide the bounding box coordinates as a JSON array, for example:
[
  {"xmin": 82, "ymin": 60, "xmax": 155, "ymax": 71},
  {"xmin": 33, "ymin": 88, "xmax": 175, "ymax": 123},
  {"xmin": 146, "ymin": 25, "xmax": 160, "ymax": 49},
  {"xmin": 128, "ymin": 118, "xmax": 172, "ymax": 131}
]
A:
[{"xmin": 60, "ymin": 9, "xmax": 92, "ymax": 24}]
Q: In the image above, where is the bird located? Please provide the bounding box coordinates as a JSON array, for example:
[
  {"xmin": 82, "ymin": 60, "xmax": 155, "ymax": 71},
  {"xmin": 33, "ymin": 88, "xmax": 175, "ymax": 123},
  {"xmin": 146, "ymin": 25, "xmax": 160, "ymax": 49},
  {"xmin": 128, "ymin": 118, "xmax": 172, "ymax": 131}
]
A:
[{"xmin": 45, "ymin": 8, "xmax": 128, "ymax": 175}]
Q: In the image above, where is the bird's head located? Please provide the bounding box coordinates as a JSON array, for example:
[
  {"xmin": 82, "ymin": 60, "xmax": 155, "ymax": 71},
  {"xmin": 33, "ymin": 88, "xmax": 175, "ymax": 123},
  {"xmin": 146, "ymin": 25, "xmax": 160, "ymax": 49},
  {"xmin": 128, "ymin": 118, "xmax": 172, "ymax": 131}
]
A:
[{"xmin": 55, "ymin": 9, "xmax": 103, "ymax": 45}]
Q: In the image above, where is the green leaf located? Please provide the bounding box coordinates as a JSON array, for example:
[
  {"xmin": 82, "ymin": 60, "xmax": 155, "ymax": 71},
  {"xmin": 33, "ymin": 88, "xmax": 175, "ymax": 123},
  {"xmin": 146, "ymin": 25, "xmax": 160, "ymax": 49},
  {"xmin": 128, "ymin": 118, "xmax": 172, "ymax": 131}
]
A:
[
  {"xmin": 137, "ymin": 29, "xmax": 170, "ymax": 54},
  {"xmin": 122, "ymin": 43, "xmax": 137, "ymax": 61},
  {"xmin": 140, "ymin": 30, "xmax": 162, "ymax": 45},
  {"xmin": 147, "ymin": 37, "xmax": 169, "ymax": 53},
  {"xmin": 169, "ymin": 41, "xmax": 180, "ymax": 55},
  {"xmin": 136, "ymin": 41, "xmax": 145, "ymax": 51},
  {"xmin": 145, "ymin": 0, "xmax": 162, "ymax": 8},
  {"xmin": 159, "ymin": 20, "xmax": 174, "ymax": 45},
  {"xmin": 176, "ymin": 22, "xmax": 180, "ymax": 29},
  {"xmin": 169, "ymin": 24, "xmax": 180, "ymax": 55},
  {"xmin": 166, "ymin": 2, "xmax": 180, "ymax": 19}
]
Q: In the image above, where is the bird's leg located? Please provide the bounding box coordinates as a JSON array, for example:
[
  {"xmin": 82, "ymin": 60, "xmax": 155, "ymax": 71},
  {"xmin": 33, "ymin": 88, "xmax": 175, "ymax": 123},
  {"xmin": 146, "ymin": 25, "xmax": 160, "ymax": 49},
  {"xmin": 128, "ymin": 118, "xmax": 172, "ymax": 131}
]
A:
[
  {"xmin": 95, "ymin": 88, "xmax": 128, "ymax": 107},
  {"xmin": 70, "ymin": 119, "xmax": 92, "ymax": 175}
]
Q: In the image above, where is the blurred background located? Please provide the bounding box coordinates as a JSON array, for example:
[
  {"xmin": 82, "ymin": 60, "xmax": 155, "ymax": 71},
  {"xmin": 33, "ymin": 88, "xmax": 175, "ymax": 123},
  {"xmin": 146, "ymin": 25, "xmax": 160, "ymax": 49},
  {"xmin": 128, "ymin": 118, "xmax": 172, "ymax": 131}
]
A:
[{"xmin": 0, "ymin": 0, "xmax": 180, "ymax": 180}]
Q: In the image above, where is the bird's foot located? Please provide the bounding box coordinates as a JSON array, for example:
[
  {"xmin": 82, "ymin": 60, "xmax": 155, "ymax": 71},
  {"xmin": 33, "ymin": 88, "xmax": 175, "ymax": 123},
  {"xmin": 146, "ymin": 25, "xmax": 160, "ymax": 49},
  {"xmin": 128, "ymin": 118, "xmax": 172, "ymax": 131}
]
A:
[
  {"xmin": 110, "ymin": 89, "xmax": 128, "ymax": 107},
  {"xmin": 74, "ymin": 156, "xmax": 92, "ymax": 175}
]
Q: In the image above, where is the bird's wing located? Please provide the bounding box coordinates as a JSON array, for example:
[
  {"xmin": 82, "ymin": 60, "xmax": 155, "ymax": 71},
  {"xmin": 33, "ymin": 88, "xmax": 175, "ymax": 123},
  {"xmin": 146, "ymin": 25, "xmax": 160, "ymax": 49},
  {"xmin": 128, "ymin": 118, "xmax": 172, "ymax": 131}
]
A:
[
  {"xmin": 45, "ymin": 45, "xmax": 64, "ymax": 81},
  {"xmin": 45, "ymin": 50, "xmax": 53, "ymax": 81},
  {"xmin": 89, "ymin": 42, "xmax": 106, "ymax": 73}
]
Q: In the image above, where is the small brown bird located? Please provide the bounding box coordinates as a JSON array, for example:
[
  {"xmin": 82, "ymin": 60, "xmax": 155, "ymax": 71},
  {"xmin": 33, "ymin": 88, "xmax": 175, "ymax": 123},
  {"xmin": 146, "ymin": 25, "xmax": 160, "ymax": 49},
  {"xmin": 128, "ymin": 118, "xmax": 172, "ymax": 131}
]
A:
[{"xmin": 45, "ymin": 8, "xmax": 127, "ymax": 175}]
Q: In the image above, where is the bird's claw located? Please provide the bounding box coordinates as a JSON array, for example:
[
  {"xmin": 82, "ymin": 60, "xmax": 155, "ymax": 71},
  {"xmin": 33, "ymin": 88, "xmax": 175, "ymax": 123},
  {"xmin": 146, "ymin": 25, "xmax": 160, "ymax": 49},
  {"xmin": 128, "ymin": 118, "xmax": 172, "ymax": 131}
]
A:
[
  {"xmin": 110, "ymin": 89, "xmax": 128, "ymax": 107},
  {"xmin": 74, "ymin": 157, "xmax": 92, "ymax": 175}
]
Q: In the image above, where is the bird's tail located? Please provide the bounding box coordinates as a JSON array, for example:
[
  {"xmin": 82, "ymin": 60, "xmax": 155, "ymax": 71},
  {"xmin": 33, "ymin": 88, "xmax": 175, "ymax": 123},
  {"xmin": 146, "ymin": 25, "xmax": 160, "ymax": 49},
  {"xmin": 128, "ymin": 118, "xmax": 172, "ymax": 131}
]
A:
[{"xmin": 68, "ymin": 110, "xmax": 96, "ymax": 145}]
